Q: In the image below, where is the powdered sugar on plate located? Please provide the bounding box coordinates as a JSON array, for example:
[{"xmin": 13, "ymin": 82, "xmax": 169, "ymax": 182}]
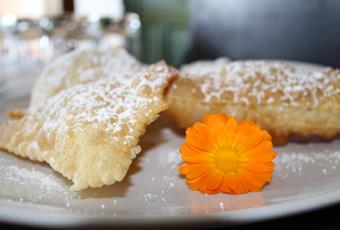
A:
[
  {"xmin": 5, "ymin": 165, "xmax": 66, "ymax": 192},
  {"xmin": 0, "ymin": 106, "xmax": 340, "ymax": 219},
  {"xmin": 275, "ymin": 148, "xmax": 340, "ymax": 176},
  {"xmin": 0, "ymin": 154, "xmax": 71, "ymax": 203}
]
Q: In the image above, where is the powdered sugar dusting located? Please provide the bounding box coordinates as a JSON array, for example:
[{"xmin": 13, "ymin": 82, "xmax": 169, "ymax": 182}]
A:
[
  {"xmin": 1, "ymin": 108, "xmax": 340, "ymax": 216},
  {"xmin": 30, "ymin": 47, "xmax": 146, "ymax": 110},
  {"xmin": 138, "ymin": 149, "xmax": 182, "ymax": 204},
  {"xmin": 136, "ymin": 125, "xmax": 183, "ymax": 206},
  {"xmin": 181, "ymin": 58, "xmax": 231, "ymax": 76},
  {"xmin": 37, "ymin": 62, "xmax": 173, "ymax": 143},
  {"xmin": 5, "ymin": 165, "xmax": 66, "ymax": 192},
  {"xmin": 0, "ymin": 61, "xmax": 175, "ymax": 190},
  {"xmin": 276, "ymin": 149, "xmax": 340, "ymax": 175},
  {"xmin": 180, "ymin": 60, "xmax": 340, "ymax": 108}
]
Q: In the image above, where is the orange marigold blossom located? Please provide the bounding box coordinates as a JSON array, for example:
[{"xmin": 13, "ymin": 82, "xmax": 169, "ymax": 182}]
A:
[{"xmin": 179, "ymin": 114, "xmax": 277, "ymax": 194}]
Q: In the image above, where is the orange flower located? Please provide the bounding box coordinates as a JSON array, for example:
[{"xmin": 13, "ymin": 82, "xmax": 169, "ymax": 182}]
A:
[{"xmin": 179, "ymin": 114, "xmax": 276, "ymax": 195}]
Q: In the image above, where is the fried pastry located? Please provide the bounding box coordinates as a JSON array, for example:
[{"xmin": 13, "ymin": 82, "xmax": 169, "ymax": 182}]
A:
[
  {"xmin": 30, "ymin": 47, "xmax": 145, "ymax": 110},
  {"xmin": 166, "ymin": 60, "xmax": 340, "ymax": 145},
  {"xmin": 0, "ymin": 62, "xmax": 177, "ymax": 191}
]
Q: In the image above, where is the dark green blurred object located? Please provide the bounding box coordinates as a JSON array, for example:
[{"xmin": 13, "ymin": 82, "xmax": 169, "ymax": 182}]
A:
[{"xmin": 125, "ymin": 0, "xmax": 190, "ymax": 67}]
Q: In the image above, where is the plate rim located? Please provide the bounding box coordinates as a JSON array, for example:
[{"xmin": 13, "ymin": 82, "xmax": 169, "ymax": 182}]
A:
[{"xmin": 0, "ymin": 185, "xmax": 340, "ymax": 228}]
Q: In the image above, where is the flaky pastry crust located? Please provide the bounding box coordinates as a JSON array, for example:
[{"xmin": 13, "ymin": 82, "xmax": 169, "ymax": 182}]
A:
[
  {"xmin": 166, "ymin": 60, "xmax": 340, "ymax": 145},
  {"xmin": 1, "ymin": 62, "xmax": 177, "ymax": 191}
]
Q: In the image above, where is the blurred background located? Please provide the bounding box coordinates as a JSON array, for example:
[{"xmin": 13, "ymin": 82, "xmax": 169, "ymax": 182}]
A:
[{"xmin": 0, "ymin": 0, "xmax": 340, "ymax": 97}]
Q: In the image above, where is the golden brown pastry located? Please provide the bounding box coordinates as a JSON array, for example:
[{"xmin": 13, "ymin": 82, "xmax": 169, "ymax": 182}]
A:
[
  {"xmin": 166, "ymin": 60, "xmax": 340, "ymax": 145},
  {"xmin": 30, "ymin": 47, "xmax": 145, "ymax": 110},
  {"xmin": 0, "ymin": 62, "xmax": 177, "ymax": 191}
]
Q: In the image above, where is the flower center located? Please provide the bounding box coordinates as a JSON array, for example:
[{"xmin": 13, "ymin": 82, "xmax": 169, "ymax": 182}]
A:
[{"xmin": 214, "ymin": 145, "xmax": 242, "ymax": 173}]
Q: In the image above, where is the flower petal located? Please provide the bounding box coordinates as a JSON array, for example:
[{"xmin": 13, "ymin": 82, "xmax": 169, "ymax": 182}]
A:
[
  {"xmin": 219, "ymin": 176, "xmax": 235, "ymax": 194},
  {"xmin": 185, "ymin": 123, "xmax": 214, "ymax": 152},
  {"xmin": 245, "ymin": 161, "xmax": 275, "ymax": 173},
  {"xmin": 188, "ymin": 171, "xmax": 224, "ymax": 194},
  {"xmin": 240, "ymin": 171, "xmax": 267, "ymax": 191},
  {"xmin": 244, "ymin": 141, "xmax": 276, "ymax": 162},
  {"xmin": 225, "ymin": 174, "xmax": 248, "ymax": 194},
  {"xmin": 179, "ymin": 162, "xmax": 214, "ymax": 180}
]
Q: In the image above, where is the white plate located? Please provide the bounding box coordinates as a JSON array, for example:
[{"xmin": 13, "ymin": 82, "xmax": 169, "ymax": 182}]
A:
[{"xmin": 0, "ymin": 62, "xmax": 340, "ymax": 228}]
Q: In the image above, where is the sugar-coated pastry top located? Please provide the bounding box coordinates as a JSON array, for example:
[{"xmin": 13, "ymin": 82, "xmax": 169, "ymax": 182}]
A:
[
  {"xmin": 177, "ymin": 60, "xmax": 340, "ymax": 108},
  {"xmin": 38, "ymin": 61, "xmax": 174, "ymax": 140},
  {"xmin": 180, "ymin": 58, "xmax": 231, "ymax": 77},
  {"xmin": 0, "ymin": 61, "xmax": 177, "ymax": 191},
  {"xmin": 30, "ymin": 47, "xmax": 145, "ymax": 110}
]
